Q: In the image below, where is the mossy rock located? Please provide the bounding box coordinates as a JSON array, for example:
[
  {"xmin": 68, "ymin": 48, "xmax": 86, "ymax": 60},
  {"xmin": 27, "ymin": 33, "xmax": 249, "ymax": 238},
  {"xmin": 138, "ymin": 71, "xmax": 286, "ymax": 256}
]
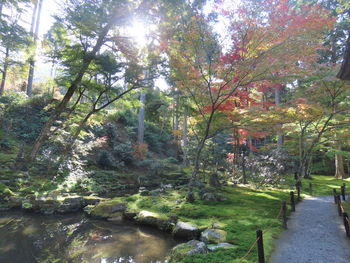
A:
[
  {"xmin": 90, "ymin": 199, "xmax": 127, "ymax": 219},
  {"xmin": 168, "ymin": 240, "xmax": 207, "ymax": 262},
  {"xmin": 200, "ymin": 229, "xmax": 227, "ymax": 244},
  {"xmin": 136, "ymin": 210, "xmax": 173, "ymax": 231},
  {"xmin": 173, "ymin": 221, "xmax": 201, "ymax": 240}
]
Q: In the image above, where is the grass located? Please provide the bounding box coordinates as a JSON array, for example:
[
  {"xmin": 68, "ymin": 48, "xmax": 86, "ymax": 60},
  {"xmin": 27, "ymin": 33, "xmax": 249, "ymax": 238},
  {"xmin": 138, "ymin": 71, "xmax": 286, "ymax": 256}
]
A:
[
  {"xmin": 91, "ymin": 174, "xmax": 350, "ymax": 262},
  {"xmin": 302, "ymin": 175, "xmax": 350, "ymax": 196},
  {"xmin": 92, "ymin": 185, "xmax": 292, "ymax": 263}
]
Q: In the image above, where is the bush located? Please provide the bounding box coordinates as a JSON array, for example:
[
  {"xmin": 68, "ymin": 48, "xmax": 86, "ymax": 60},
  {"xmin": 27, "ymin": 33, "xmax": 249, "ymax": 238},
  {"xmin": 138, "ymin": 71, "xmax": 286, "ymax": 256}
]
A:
[
  {"xmin": 97, "ymin": 150, "xmax": 116, "ymax": 169},
  {"xmin": 246, "ymin": 148, "xmax": 295, "ymax": 186}
]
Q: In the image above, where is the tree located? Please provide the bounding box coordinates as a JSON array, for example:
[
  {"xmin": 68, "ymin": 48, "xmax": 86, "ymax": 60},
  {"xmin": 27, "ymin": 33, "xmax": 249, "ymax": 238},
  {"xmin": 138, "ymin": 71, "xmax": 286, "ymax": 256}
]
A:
[
  {"xmin": 29, "ymin": 0, "xmax": 146, "ymax": 161},
  {"xmin": 26, "ymin": 0, "xmax": 43, "ymax": 97},
  {"xmin": 164, "ymin": 0, "xmax": 334, "ymax": 178},
  {"xmin": 0, "ymin": 9, "xmax": 29, "ymax": 94}
]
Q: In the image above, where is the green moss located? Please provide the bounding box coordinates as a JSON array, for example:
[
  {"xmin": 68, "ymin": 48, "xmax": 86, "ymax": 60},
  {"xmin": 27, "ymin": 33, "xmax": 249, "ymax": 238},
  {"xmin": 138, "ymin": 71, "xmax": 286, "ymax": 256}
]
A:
[
  {"xmin": 0, "ymin": 182, "xmax": 14, "ymax": 197},
  {"xmin": 90, "ymin": 198, "xmax": 125, "ymax": 218}
]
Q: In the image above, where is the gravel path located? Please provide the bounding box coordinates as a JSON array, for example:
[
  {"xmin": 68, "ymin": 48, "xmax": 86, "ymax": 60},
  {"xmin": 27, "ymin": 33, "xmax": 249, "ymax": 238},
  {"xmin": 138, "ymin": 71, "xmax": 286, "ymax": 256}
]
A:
[{"xmin": 270, "ymin": 196, "xmax": 350, "ymax": 263}]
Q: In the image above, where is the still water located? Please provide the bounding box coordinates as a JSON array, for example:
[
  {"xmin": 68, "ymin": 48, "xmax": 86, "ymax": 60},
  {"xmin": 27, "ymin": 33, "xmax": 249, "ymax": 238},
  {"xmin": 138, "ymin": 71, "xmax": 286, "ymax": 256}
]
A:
[{"xmin": 0, "ymin": 212, "xmax": 180, "ymax": 263}]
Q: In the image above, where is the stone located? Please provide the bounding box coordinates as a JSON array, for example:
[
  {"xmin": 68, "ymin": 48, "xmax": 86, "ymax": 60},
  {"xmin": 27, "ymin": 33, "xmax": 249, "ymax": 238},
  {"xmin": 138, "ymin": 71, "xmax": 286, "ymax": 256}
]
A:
[
  {"xmin": 211, "ymin": 223, "xmax": 221, "ymax": 229},
  {"xmin": 123, "ymin": 211, "xmax": 138, "ymax": 220},
  {"xmin": 202, "ymin": 193, "xmax": 218, "ymax": 202},
  {"xmin": 161, "ymin": 183, "xmax": 173, "ymax": 189},
  {"xmin": 136, "ymin": 210, "xmax": 172, "ymax": 231},
  {"xmin": 57, "ymin": 196, "xmax": 84, "ymax": 213},
  {"xmin": 207, "ymin": 243, "xmax": 235, "ymax": 252},
  {"xmin": 140, "ymin": 190, "xmax": 150, "ymax": 196},
  {"xmin": 8, "ymin": 196, "xmax": 23, "ymax": 209},
  {"xmin": 111, "ymin": 203, "xmax": 127, "ymax": 213},
  {"xmin": 169, "ymin": 240, "xmax": 207, "ymax": 262},
  {"xmin": 83, "ymin": 197, "xmax": 102, "ymax": 206},
  {"xmin": 173, "ymin": 221, "xmax": 201, "ymax": 240},
  {"xmin": 200, "ymin": 229, "xmax": 227, "ymax": 244}
]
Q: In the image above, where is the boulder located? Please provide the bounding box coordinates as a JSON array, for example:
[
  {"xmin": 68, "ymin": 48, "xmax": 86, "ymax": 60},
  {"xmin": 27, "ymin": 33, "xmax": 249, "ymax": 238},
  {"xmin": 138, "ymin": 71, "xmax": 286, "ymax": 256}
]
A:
[
  {"xmin": 123, "ymin": 210, "xmax": 138, "ymax": 220},
  {"xmin": 111, "ymin": 203, "xmax": 127, "ymax": 213},
  {"xmin": 200, "ymin": 229, "xmax": 227, "ymax": 244},
  {"xmin": 83, "ymin": 197, "xmax": 102, "ymax": 206},
  {"xmin": 136, "ymin": 210, "xmax": 173, "ymax": 231},
  {"xmin": 169, "ymin": 240, "xmax": 207, "ymax": 262},
  {"xmin": 37, "ymin": 200, "xmax": 60, "ymax": 215},
  {"xmin": 8, "ymin": 196, "xmax": 23, "ymax": 209},
  {"xmin": 57, "ymin": 196, "xmax": 85, "ymax": 213},
  {"xmin": 207, "ymin": 243, "xmax": 235, "ymax": 252},
  {"xmin": 202, "ymin": 193, "xmax": 218, "ymax": 202},
  {"xmin": 173, "ymin": 221, "xmax": 201, "ymax": 240}
]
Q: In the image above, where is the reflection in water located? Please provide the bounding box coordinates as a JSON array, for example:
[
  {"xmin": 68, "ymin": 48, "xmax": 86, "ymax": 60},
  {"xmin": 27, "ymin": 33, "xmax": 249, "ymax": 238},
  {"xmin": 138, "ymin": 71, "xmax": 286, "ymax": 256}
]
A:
[{"xmin": 0, "ymin": 212, "xmax": 180, "ymax": 263}]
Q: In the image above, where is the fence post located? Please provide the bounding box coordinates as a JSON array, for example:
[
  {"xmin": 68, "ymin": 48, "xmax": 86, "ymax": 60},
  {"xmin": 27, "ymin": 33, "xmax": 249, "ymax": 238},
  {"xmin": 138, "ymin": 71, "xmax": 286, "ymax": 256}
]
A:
[
  {"xmin": 290, "ymin": 191, "xmax": 295, "ymax": 212},
  {"xmin": 282, "ymin": 201, "xmax": 287, "ymax": 229},
  {"xmin": 337, "ymin": 195, "xmax": 342, "ymax": 216},
  {"xmin": 343, "ymin": 212, "xmax": 350, "ymax": 237},
  {"xmin": 256, "ymin": 230, "xmax": 265, "ymax": 263},
  {"xmin": 297, "ymin": 186, "xmax": 301, "ymax": 202},
  {"xmin": 341, "ymin": 185, "xmax": 346, "ymax": 201},
  {"xmin": 309, "ymin": 183, "xmax": 312, "ymax": 195},
  {"xmin": 333, "ymin": 189, "xmax": 337, "ymax": 204}
]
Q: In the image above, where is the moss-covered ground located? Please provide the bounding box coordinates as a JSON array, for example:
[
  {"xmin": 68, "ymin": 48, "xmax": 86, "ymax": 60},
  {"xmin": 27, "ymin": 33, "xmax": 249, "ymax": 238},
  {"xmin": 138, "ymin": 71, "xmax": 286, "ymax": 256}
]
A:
[
  {"xmin": 281, "ymin": 175, "xmax": 350, "ymax": 196},
  {"xmin": 91, "ymin": 185, "xmax": 293, "ymax": 263}
]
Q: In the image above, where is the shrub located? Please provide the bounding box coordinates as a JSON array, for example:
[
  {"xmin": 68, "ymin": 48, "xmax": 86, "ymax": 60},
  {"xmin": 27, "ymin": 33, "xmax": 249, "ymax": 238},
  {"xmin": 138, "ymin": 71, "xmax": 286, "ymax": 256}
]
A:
[
  {"xmin": 132, "ymin": 142, "xmax": 148, "ymax": 160},
  {"xmin": 97, "ymin": 150, "xmax": 116, "ymax": 169}
]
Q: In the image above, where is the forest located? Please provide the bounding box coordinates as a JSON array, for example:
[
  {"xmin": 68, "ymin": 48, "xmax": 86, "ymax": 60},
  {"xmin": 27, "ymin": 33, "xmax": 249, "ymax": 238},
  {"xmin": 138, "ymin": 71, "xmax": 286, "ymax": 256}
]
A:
[{"xmin": 0, "ymin": 0, "xmax": 350, "ymax": 262}]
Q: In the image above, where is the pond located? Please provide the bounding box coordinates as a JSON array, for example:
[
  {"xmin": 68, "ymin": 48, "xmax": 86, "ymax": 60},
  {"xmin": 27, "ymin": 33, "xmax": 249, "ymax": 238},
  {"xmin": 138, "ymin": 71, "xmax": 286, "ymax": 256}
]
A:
[{"xmin": 0, "ymin": 212, "xmax": 181, "ymax": 263}]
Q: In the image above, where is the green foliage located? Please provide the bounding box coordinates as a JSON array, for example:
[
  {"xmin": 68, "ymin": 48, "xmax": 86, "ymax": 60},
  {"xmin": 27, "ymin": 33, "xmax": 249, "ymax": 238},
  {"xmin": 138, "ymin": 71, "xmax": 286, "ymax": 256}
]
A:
[
  {"xmin": 1, "ymin": 93, "xmax": 53, "ymax": 142},
  {"xmin": 0, "ymin": 182, "xmax": 14, "ymax": 197},
  {"xmin": 97, "ymin": 150, "xmax": 116, "ymax": 170}
]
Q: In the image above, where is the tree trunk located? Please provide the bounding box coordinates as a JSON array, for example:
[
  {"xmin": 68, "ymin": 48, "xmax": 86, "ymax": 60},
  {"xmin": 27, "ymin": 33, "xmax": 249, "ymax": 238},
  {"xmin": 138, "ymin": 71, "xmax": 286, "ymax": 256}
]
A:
[
  {"xmin": 27, "ymin": 0, "xmax": 42, "ymax": 97},
  {"xmin": 192, "ymin": 138, "xmax": 206, "ymax": 177},
  {"xmin": 183, "ymin": 106, "xmax": 188, "ymax": 166},
  {"xmin": 335, "ymin": 138, "xmax": 347, "ymax": 179},
  {"xmin": 175, "ymin": 92, "xmax": 180, "ymax": 158},
  {"xmin": 137, "ymin": 92, "xmax": 146, "ymax": 143},
  {"xmin": 242, "ymin": 153, "xmax": 247, "ymax": 184},
  {"xmin": 29, "ymin": 20, "xmax": 114, "ymax": 161},
  {"xmin": 275, "ymin": 87, "xmax": 283, "ymax": 148},
  {"xmin": 0, "ymin": 48, "xmax": 9, "ymax": 95}
]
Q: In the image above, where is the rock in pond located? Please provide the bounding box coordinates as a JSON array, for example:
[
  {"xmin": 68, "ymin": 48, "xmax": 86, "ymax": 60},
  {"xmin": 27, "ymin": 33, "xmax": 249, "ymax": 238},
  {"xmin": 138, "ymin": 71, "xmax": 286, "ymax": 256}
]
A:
[
  {"xmin": 57, "ymin": 196, "xmax": 85, "ymax": 213},
  {"xmin": 173, "ymin": 221, "xmax": 201, "ymax": 240},
  {"xmin": 207, "ymin": 243, "xmax": 236, "ymax": 252},
  {"xmin": 200, "ymin": 229, "xmax": 227, "ymax": 244},
  {"xmin": 136, "ymin": 211, "xmax": 173, "ymax": 231},
  {"xmin": 169, "ymin": 240, "xmax": 207, "ymax": 262}
]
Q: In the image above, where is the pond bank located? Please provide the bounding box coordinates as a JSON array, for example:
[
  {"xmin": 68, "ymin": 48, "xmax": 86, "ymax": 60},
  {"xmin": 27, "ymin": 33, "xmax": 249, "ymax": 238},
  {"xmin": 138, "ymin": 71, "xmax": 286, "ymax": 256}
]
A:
[{"xmin": 0, "ymin": 211, "xmax": 182, "ymax": 263}]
